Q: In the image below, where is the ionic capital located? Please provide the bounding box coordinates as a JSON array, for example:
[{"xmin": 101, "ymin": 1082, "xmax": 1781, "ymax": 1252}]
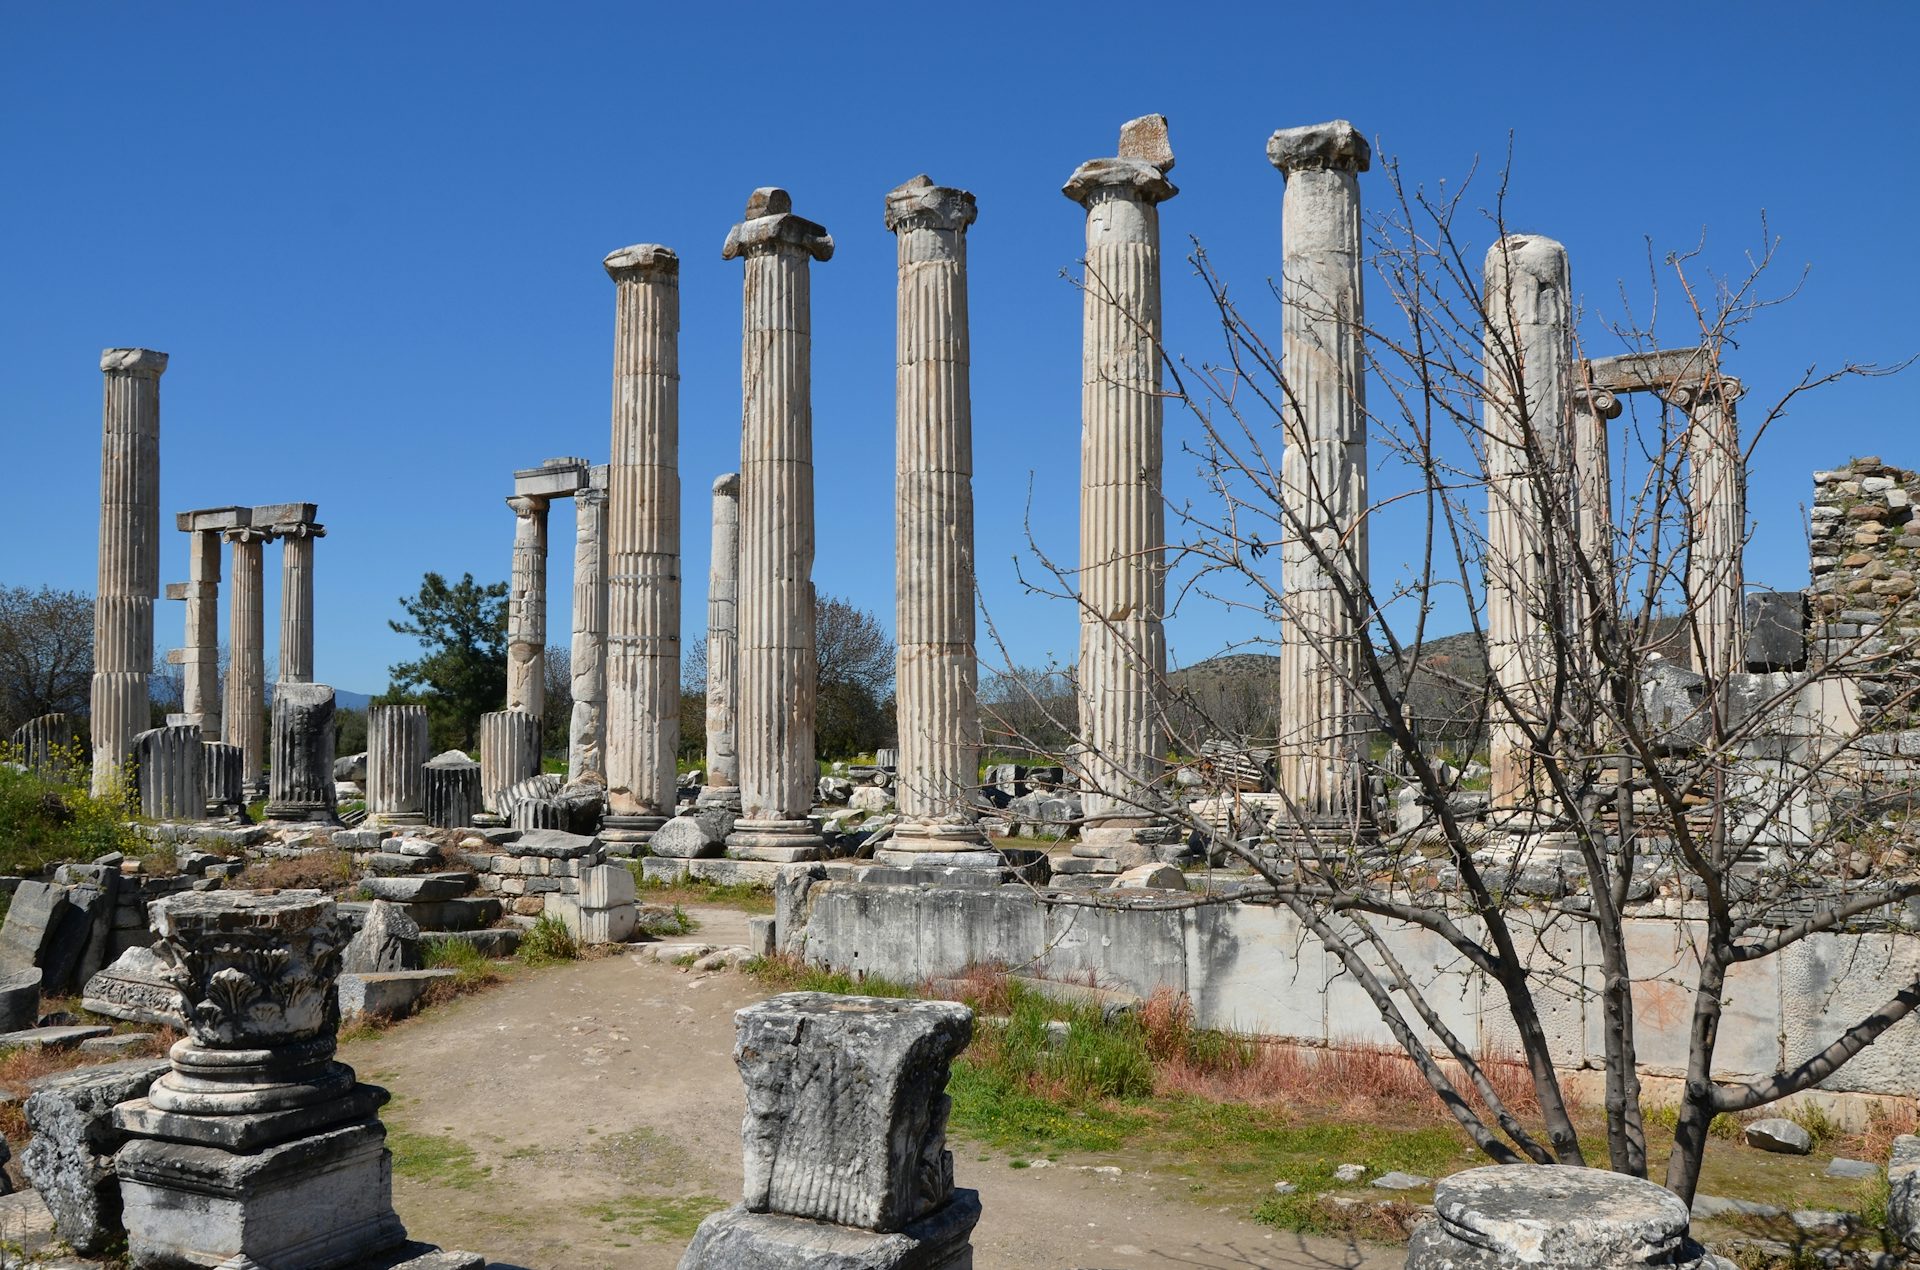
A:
[
  {"xmin": 223, "ymin": 525, "xmax": 274, "ymax": 546},
  {"xmin": 883, "ymin": 175, "xmax": 978, "ymax": 235},
  {"xmin": 506, "ymin": 494, "xmax": 550, "ymax": 519},
  {"xmin": 1062, "ymin": 157, "xmax": 1177, "ymax": 207},
  {"xmin": 101, "ymin": 348, "xmax": 169, "ymax": 377},
  {"xmin": 271, "ymin": 521, "xmax": 327, "ymax": 541},
  {"xmin": 604, "ymin": 243, "xmax": 680, "ymax": 281},
  {"xmin": 1267, "ymin": 120, "xmax": 1370, "ymax": 176},
  {"xmin": 1575, "ymin": 387, "xmax": 1623, "ymax": 420},
  {"xmin": 574, "ymin": 484, "xmax": 608, "ymax": 509},
  {"xmin": 1662, "ymin": 376, "xmax": 1744, "ymax": 413},
  {"xmin": 722, "ymin": 188, "xmax": 834, "ymax": 262}
]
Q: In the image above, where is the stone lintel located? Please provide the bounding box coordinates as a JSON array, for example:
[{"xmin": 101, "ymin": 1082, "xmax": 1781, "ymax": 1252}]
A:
[
  {"xmin": 249, "ymin": 502, "xmax": 318, "ymax": 527},
  {"xmin": 1580, "ymin": 347, "xmax": 1716, "ymax": 394},
  {"xmin": 512, "ymin": 465, "xmax": 590, "ymax": 498},
  {"xmin": 722, "ymin": 188, "xmax": 833, "ymax": 261},
  {"xmin": 164, "ymin": 583, "xmax": 192, "ymax": 602},
  {"xmin": 175, "ymin": 506, "xmax": 250, "ymax": 533},
  {"xmin": 101, "ymin": 348, "xmax": 168, "ymax": 376},
  {"xmin": 1062, "ymin": 156, "xmax": 1177, "ymax": 206},
  {"xmin": 603, "ymin": 242, "xmax": 680, "ymax": 279},
  {"xmin": 883, "ymin": 175, "xmax": 978, "ymax": 234},
  {"xmin": 1266, "ymin": 120, "xmax": 1370, "ymax": 175}
]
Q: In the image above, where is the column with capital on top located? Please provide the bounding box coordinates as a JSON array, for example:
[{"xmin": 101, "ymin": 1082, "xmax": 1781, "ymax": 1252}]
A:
[
  {"xmin": 1676, "ymin": 376, "xmax": 1746, "ymax": 685},
  {"xmin": 224, "ymin": 522, "xmax": 272, "ymax": 799},
  {"xmin": 505, "ymin": 494, "xmax": 549, "ymax": 719},
  {"xmin": 699, "ymin": 473, "xmax": 742, "ymax": 808},
  {"xmin": 274, "ymin": 516, "xmax": 324, "ymax": 684},
  {"xmin": 91, "ymin": 348, "xmax": 167, "ymax": 795}
]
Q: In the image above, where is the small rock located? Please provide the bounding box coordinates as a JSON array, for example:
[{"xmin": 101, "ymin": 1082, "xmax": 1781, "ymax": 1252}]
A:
[
  {"xmin": 1043, "ymin": 1020, "xmax": 1070, "ymax": 1050},
  {"xmin": 1692, "ymin": 1193, "xmax": 1785, "ymax": 1220},
  {"xmin": 1790, "ymin": 1209, "xmax": 1854, "ymax": 1236},
  {"xmin": 1826, "ymin": 1156, "xmax": 1880, "ymax": 1179},
  {"xmin": 76, "ymin": 1033, "xmax": 154, "ymax": 1056},
  {"xmin": 1272, "ymin": 1180, "xmax": 1297, "ymax": 1195},
  {"xmin": 1371, "ymin": 1171, "xmax": 1431, "ymax": 1191},
  {"xmin": 1334, "ymin": 1163, "xmax": 1366, "ymax": 1183},
  {"xmin": 1113, "ymin": 862, "xmax": 1188, "ymax": 891},
  {"xmin": 1745, "ymin": 1117, "xmax": 1813, "ymax": 1154}
]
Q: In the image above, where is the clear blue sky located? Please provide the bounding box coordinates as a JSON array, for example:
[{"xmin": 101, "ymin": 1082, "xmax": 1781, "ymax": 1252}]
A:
[{"xmin": 5, "ymin": 3, "xmax": 1916, "ymax": 695}]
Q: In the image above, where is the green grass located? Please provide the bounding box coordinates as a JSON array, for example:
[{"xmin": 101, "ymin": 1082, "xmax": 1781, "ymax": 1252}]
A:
[
  {"xmin": 0, "ymin": 751, "xmax": 145, "ymax": 876},
  {"xmin": 634, "ymin": 871, "xmax": 776, "ymax": 914},
  {"xmin": 387, "ymin": 1129, "xmax": 492, "ymax": 1189},
  {"xmin": 581, "ymin": 1194, "xmax": 728, "ymax": 1242},
  {"xmin": 423, "ymin": 936, "xmax": 500, "ymax": 989},
  {"xmin": 517, "ymin": 914, "xmax": 579, "ymax": 966}
]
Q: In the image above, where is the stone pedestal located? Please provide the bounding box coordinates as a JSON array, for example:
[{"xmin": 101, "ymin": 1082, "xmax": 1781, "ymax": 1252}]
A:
[
  {"xmin": 603, "ymin": 245, "xmax": 682, "ymax": 841},
  {"xmin": 505, "ymin": 495, "xmax": 549, "ymax": 719},
  {"xmin": 92, "ymin": 348, "xmax": 166, "ymax": 797},
  {"xmin": 112, "ymin": 892, "xmax": 409, "ymax": 1270},
  {"xmin": 224, "ymin": 525, "xmax": 271, "ymax": 800},
  {"xmin": 423, "ymin": 751, "xmax": 482, "ymax": 830},
  {"xmin": 1064, "ymin": 118, "xmax": 1177, "ymax": 864},
  {"xmin": 133, "ymin": 725, "xmax": 205, "ymax": 822},
  {"xmin": 365, "ymin": 705, "xmax": 429, "ymax": 827},
  {"xmin": 678, "ymin": 992, "xmax": 980, "ymax": 1269},
  {"xmin": 698, "ymin": 473, "xmax": 742, "ymax": 810},
  {"xmin": 885, "ymin": 177, "xmax": 988, "ymax": 856},
  {"xmin": 203, "ymin": 741, "xmax": 244, "ymax": 818},
  {"xmin": 722, "ymin": 189, "xmax": 832, "ymax": 862},
  {"xmin": 478, "ymin": 710, "xmax": 540, "ymax": 815},
  {"xmin": 1268, "ymin": 121, "xmax": 1370, "ymax": 821},
  {"xmin": 265, "ymin": 683, "xmax": 337, "ymax": 823},
  {"xmin": 274, "ymin": 517, "xmax": 324, "ymax": 685},
  {"xmin": 568, "ymin": 483, "xmax": 611, "ymax": 788},
  {"xmin": 1405, "ymin": 1164, "xmax": 1714, "ymax": 1267}
]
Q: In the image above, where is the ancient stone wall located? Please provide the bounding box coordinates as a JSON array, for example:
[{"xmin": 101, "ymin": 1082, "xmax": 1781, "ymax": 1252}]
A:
[{"xmin": 1809, "ymin": 455, "xmax": 1920, "ymax": 729}]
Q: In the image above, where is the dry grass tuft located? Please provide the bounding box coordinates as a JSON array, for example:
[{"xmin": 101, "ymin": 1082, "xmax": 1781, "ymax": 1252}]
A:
[{"xmin": 240, "ymin": 849, "xmax": 354, "ymax": 892}]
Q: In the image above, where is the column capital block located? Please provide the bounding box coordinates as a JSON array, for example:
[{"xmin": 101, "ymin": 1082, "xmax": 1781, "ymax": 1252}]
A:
[
  {"xmin": 884, "ymin": 175, "xmax": 978, "ymax": 234},
  {"xmin": 604, "ymin": 243, "xmax": 680, "ymax": 280},
  {"xmin": 223, "ymin": 525, "xmax": 275, "ymax": 545},
  {"xmin": 722, "ymin": 188, "xmax": 833, "ymax": 262},
  {"xmin": 270, "ymin": 521, "xmax": 326, "ymax": 540},
  {"xmin": 712, "ymin": 471, "xmax": 740, "ymax": 497},
  {"xmin": 1267, "ymin": 120, "xmax": 1370, "ymax": 175},
  {"xmin": 506, "ymin": 494, "xmax": 550, "ymax": 518},
  {"xmin": 101, "ymin": 348, "xmax": 168, "ymax": 376},
  {"xmin": 1575, "ymin": 387, "xmax": 1624, "ymax": 419},
  {"xmin": 1062, "ymin": 157, "xmax": 1177, "ymax": 207}
]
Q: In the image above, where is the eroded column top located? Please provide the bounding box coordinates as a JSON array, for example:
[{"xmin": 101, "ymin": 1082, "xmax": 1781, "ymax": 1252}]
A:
[
  {"xmin": 603, "ymin": 243, "xmax": 680, "ymax": 280},
  {"xmin": 101, "ymin": 347, "xmax": 168, "ymax": 376},
  {"xmin": 1266, "ymin": 120, "xmax": 1370, "ymax": 176},
  {"xmin": 712, "ymin": 471, "xmax": 740, "ymax": 497},
  {"xmin": 506, "ymin": 494, "xmax": 550, "ymax": 518},
  {"xmin": 1063, "ymin": 114, "xmax": 1178, "ymax": 206},
  {"xmin": 883, "ymin": 175, "xmax": 977, "ymax": 234},
  {"xmin": 722, "ymin": 187, "xmax": 834, "ymax": 261}
]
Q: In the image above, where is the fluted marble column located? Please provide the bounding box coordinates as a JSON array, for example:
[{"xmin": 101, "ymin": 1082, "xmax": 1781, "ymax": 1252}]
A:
[
  {"xmin": 1679, "ymin": 377, "xmax": 1746, "ymax": 685},
  {"xmin": 699, "ymin": 473, "xmax": 742, "ymax": 807},
  {"xmin": 134, "ymin": 724, "xmax": 205, "ymax": 821},
  {"xmin": 1482, "ymin": 235, "xmax": 1574, "ymax": 814},
  {"xmin": 603, "ymin": 244, "xmax": 682, "ymax": 839},
  {"xmin": 505, "ymin": 495, "xmax": 549, "ymax": 718},
  {"xmin": 91, "ymin": 348, "xmax": 166, "ymax": 796},
  {"xmin": 169, "ymin": 525, "xmax": 223, "ymax": 735},
  {"xmin": 884, "ymin": 175, "xmax": 990, "ymax": 859},
  {"xmin": 479, "ymin": 709, "xmax": 540, "ymax": 814},
  {"xmin": 722, "ymin": 188, "xmax": 832, "ymax": 861},
  {"xmin": 365, "ymin": 704, "xmax": 429, "ymax": 827},
  {"xmin": 1064, "ymin": 117, "xmax": 1177, "ymax": 867},
  {"xmin": 223, "ymin": 525, "xmax": 271, "ymax": 799},
  {"xmin": 568, "ymin": 482, "xmax": 610, "ymax": 787},
  {"xmin": 1569, "ymin": 385, "xmax": 1623, "ymax": 715},
  {"xmin": 276, "ymin": 518, "xmax": 323, "ymax": 684},
  {"xmin": 1268, "ymin": 120, "xmax": 1370, "ymax": 824},
  {"xmin": 264, "ymin": 682, "xmax": 336, "ymax": 822}
]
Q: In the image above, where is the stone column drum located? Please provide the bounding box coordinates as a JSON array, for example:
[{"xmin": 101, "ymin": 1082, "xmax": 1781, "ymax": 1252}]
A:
[
  {"xmin": 1064, "ymin": 118, "xmax": 1177, "ymax": 868},
  {"xmin": 224, "ymin": 524, "xmax": 272, "ymax": 799},
  {"xmin": 423, "ymin": 750, "xmax": 482, "ymax": 829},
  {"xmin": 568, "ymin": 482, "xmax": 611, "ymax": 788},
  {"xmin": 722, "ymin": 189, "xmax": 833, "ymax": 862},
  {"xmin": 505, "ymin": 494, "xmax": 549, "ymax": 719},
  {"xmin": 113, "ymin": 891, "xmax": 409, "ymax": 1268},
  {"xmin": 203, "ymin": 741, "xmax": 244, "ymax": 818},
  {"xmin": 1481, "ymin": 234, "xmax": 1574, "ymax": 815},
  {"xmin": 1406, "ymin": 1164, "xmax": 1716, "ymax": 1267},
  {"xmin": 264, "ymin": 683, "xmax": 337, "ymax": 823},
  {"xmin": 1268, "ymin": 121, "xmax": 1370, "ymax": 823},
  {"xmin": 133, "ymin": 724, "xmax": 204, "ymax": 822},
  {"xmin": 603, "ymin": 244, "xmax": 683, "ymax": 842},
  {"xmin": 91, "ymin": 348, "xmax": 166, "ymax": 796},
  {"xmin": 700, "ymin": 472, "xmax": 742, "ymax": 808},
  {"xmin": 478, "ymin": 709, "xmax": 540, "ymax": 814},
  {"xmin": 1681, "ymin": 377, "xmax": 1747, "ymax": 685},
  {"xmin": 165, "ymin": 520, "xmax": 224, "ymax": 735},
  {"xmin": 365, "ymin": 704, "xmax": 429, "ymax": 827},
  {"xmin": 276, "ymin": 518, "xmax": 324, "ymax": 684},
  {"xmin": 883, "ymin": 175, "xmax": 990, "ymax": 862}
]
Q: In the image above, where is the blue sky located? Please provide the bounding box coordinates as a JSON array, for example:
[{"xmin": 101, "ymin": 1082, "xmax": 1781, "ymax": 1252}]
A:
[{"xmin": 4, "ymin": 3, "xmax": 1916, "ymax": 695}]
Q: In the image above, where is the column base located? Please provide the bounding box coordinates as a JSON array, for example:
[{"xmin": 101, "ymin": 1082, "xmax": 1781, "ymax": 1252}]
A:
[
  {"xmin": 1071, "ymin": 822, "xmax": 1172, "ymax": 870},
  {"xmin": 599, "ymin": 814, "xmax": 667, "ymax": 846},
  {"xmin": 727, "ymin": 819, "xmax": 825, "ymax": 862},
  {"xmin": 263, "ymin": 801, "xmax": 339, "ymax": 825},
  {"xmin": 696, "ymin": 785, "xmax": 743, "ymax": 811},
  {"xmin": 871, "ymin": 848, "xmax": 1006, "ymax": 869},
  {"xmin": 680, "ymin": 1191, "xmax": 979, "ymax": 1270},
  {"xmin": 363, "ymin": 812, "xmax": 428, "ymax": 831}
]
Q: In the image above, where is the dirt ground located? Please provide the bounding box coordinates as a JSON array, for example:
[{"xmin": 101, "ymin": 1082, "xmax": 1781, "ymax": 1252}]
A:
[{"xmin": 343, "ymin": 905, "xmax": 1396, "ymax": 1270}]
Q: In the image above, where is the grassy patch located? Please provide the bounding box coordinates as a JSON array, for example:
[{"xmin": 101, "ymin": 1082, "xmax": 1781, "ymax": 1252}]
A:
[
  {"xmin": 0, "ymin": 753, "xmax": 144, "ymax": 876},
  {"xmin": 634, "ymin": 871, "xmax": 775, "ymax": 915},
  {"xmin": 420, "ymin": 937, "xmax": 506, "ymax": 1006},
  {"xmin": 517, "ymin": 914, "xmax": 579, "ymax": 966},
  {"xmin": 240, "ymin": 849, "xmax": 353, "ymax": 891},
  {"xmin": 581, "ymin": 1194, "xmax": 728, "ymax": 1242},
  {"xmin": 388, "ymin": 1129, "xmax": 492, "ymax": 1190}
]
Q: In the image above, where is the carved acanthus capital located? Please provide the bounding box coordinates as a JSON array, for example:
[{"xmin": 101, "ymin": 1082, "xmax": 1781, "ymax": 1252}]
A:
[
  {"xmin": 722, "ymin": 188, "xmax": 834, "ymax": 262},
  {"xmin": 506, "ymin": 494, "xmax": 550, "ymax": 519},
  {"xmin": 1267, "ymin": 120, "xmax": 1371, "ymax": 176},
  {"xmin": 603, "ymin": 243, "xmax": 680, "ymax": 281},
  {"xmin": 884, "ymin": 175, "xmax": 978, "ymax": 235},
  {"xmin": 101, "ymin": 347, "xmax": 169, "ymax": 377},
  {"xmin": 148, "ymin": 891, "xmax": 349, "ymax": 1048}
]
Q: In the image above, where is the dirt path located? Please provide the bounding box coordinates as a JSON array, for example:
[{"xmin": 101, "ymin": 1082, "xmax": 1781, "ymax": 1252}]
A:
[{"xmin": 343, "ymin": 906, "xmax": 1395, "ymax": 1270}]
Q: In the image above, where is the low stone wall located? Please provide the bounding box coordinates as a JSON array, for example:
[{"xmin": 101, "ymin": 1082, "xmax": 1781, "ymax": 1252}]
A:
[{"xmin": 795, "ymin": 881, "xmax": 1920, "ymax": 1100}]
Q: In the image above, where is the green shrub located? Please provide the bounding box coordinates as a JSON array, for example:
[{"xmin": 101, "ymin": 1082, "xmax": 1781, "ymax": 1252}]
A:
[
  {"xmin": 0, "ymin": 747, "xmax": 142, "ymax": 876},
  {"xmin": 517, "ymin": 915, "xmax": 579, "ymax": 966}
]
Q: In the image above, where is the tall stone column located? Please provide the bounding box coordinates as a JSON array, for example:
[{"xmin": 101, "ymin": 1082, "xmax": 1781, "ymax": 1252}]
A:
[
  {"xmin": 700, "ymin": 473, "xmax": 742, "ymax": 807},
  {"xmin": 1267, "ymin": 120, "xmax": 1370, "ymax": 824},
  {"xmin": 1569, "ymin": 385, "xmax": 1623, "ymax": 719},
  {"xmin": 1064, "ymin": 117, "xmax": 1177, "ymax": 869},
  {"xmin": 166, "ymin": 520, "xmax": 226, "ymax": 735},
  {"xmin": 569, "ymin": 481, "xmax": 610, "ymax": 786},
  {"xmin": 264, "ymin": 682, "xmax": 336, "ymax": 822},
  {"xmin": 275, "ymin": 517, "xmax": 323, "ymax": 684},
  {"xmin": 883, "ymin": 175, "xmax": 990, "ymax": 861},
  {"xmin": 603, "ymin": 244, "xmax": 682, "ymax": 840},
  {"xmin": 505, "ymin": 495, "xmax": 549, "ymax": 719},
  {"xmin": 1482, "ymin": 235, "xmax": 1574, "ymax": 814},
  {"xmin": 91, "ymin": 348, "xmax": 166, "ymax": 796},
  {"xmin": 223, "ymin": 524, "xmax": 272, "ymax": 799},
  {"xmin": 1679, "ymin": 377, "xmax": 1746, "ymax": 685},
  {"xmin": 721, "ymin": 188, "xmax": 832, "ymax": 861}
]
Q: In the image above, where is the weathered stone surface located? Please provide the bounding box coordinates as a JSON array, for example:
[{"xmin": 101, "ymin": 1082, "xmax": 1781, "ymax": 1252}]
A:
[
  {"xmin": 579, "ymin": 863, "xmax": 636, "ymax": 909},
  {"xmin": 366, "ymin": 705, "xmax": 430, "ymax": 826},
  {"xmin": 341, "ymin": 901, "xmax": 422, "ymax": 975},
  {"xmin": 652, "ymin": 809, "xmax": 734, "ymax": 858},
  {"xmin": 1406, "ymin": 1164, "xmax": 1710, "ymax": 1267},
  {"xmin": 1744, "ymin": 591, "xmax": 1808, "ymax": 672},
  {"xmin": 678, "ymin": 1190, "xmax": 981, "ymax": 1270},
  {"xmin": 1744, "ymin": 1117, "xmax": 1813, "ymax": 1154},
  {"xmin": 360, "ymin": 873, "xmax": 472, "ymax": 904},
  {"xmin": 338, "ymin": 969, "xmax": 455, "ymax": 1022},
  {"xmin": 423, "ymin": 750, "xmax": 481, "ymax": 829},
  {"xmin": 22, "ymin": 1058, "xmax": 168, "ymax": 1253},
  {"xmin": 1640, "ymin": 659, "xmax": 1708, "ymax": 754},
  {"xmin": 0, "ymin": 882, "xmax": 69, "ymax": 976},
  {"xmin": 1888, "ymin": 1133, "xmax": 1920, "ymax": 1251},
  {"xmin": 0, "ymin": 1026, "xmax": 111, "ymax": 1050},
  {"xmin": 478, "ymin": 710, "xmax": 540, "ymax": 813},
  {"xmin": 1826, "ymin": 1157, "xmax": 1878, "ymax": 1179},
  {"xmin": 511, "ymin": 826, "xmax": 601, "ymax": 859},
  {"xmin": 82, "ymin": 947, "xmax": 186, "ymax": 1029},
  {"xmin": 735, "ymin": 993, "xmax": 972, "ymax": 1232},
  {"xmin": 265, "ymin": 683, "xmax": 337, "ymax": 822},
  {"xmin": 147, "ymin": 890, "xmax": 347, "ymax": 1048},
  {"xmin": 545, "ymin": 894, "xmax": 635, "ymax": 945},
  {"xmin": 133, "ymin": 724, "xmax": 205, "ymax": 821},
  {"xmin": 91, "ymin": 351, "xmax": 165, "ymax": 796},
  {"xmin": 1113, "ymin": 862, "xmax": 1187, "ymax": 891}
]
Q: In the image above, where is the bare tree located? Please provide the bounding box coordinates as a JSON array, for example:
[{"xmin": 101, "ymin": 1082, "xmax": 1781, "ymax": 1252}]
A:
[
  {"xmin": 816, "ymin": 593, "xmax": 894, "ymax": 759},
  {"xmin": 1006, "ymin": 146, "xmax": 1914, "ymax": 1203},
  {"xmin": 0, "ymin": 585, "xmax": 92, "ymax": 736}
]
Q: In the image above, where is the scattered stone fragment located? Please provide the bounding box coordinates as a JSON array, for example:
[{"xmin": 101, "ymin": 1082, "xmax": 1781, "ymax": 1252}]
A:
[
  {"xmin": 1790, "ymin": 1209, "xmax": 1854, "ymax": 1236},
  {"xmin": 1371, "ymin": 1171, "xmax": 1431, "ymax": 1190},
  {"xmin": 342, "ymin": 900, "xmax": 422, "ymax": 975},
  {"xmin": 21, "ymin": 1058, "xmax": 168, "ymax": 1253},
  {"xmin": 1112, "ymin": 862, "xmax": 1187, "ymax": 890},
  {"xmin": 1826, "ymin": 1156, "xmax": 1879, "ymax": 1179},
  {"xmin": 77, "ymin": 1033, "xmax": 155, "ymax": 1056},
  {"xmin": 1745, "ymin": 1117, "xmax": 1814, "ymax": 1154},
  {"xmin": 1333, "ymin": 1163, "xmax": 1366, "ymax": 1183},
  {"xmin": 1272, "ymin": 1180, "xmax": 1297, "ymax": 1195},
  {"xmin": 0, "ymin": 1026, "xmax": 111, "ymax": 1051}
]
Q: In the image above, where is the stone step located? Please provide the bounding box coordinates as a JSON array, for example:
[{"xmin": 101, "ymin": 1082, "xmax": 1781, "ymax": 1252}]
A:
[
  {"xmin": 420, "ymin": 928, "xmax": 521, "ymax": 958},
  {"xmin": 361, "ymin": 872, "xmax": 476, "ymax": 903},
  {"xmin": 365, "ymin": 852, "xmax": 442, "ymax": 877},
  {"xmin": 338, "ymin": 969, "xmax": 457, "ymax": 1022},
  {"xmin": 403, "ymin": 897, "xmax": 501, "ymax": 932},
  {"xmin": 0, "ymin": 1025, "xmax": 113, "ymax": 1051}
]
